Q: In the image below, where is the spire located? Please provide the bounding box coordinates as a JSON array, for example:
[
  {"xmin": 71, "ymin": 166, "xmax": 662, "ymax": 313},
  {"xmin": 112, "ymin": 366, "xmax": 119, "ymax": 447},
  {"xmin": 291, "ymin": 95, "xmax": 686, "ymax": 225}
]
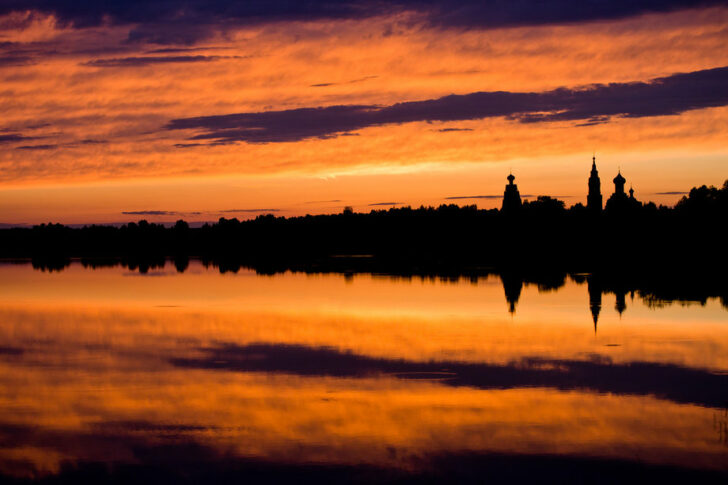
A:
[{"xmin": 587, "ymin": 154, "xmax": 602, "ymax": 212}]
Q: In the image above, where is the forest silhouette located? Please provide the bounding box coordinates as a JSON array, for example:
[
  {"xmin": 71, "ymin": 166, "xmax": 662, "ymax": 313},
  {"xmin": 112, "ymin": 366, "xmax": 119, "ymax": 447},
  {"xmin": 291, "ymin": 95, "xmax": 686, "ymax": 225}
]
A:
[{"xmin": 1, "ymin": 179, "xmax": 726, "ymax": 309}]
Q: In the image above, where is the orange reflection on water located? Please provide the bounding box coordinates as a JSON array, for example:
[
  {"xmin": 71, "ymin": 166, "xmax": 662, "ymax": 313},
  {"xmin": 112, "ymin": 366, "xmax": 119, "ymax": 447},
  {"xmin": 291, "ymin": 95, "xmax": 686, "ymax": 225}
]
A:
[
  {"xmin": 0, "ymin": 262, "xmax": 726, "ymax": 478},
  {"xmin": 1, "ymin": 263, "xmax": 726, "ymax": 370}
]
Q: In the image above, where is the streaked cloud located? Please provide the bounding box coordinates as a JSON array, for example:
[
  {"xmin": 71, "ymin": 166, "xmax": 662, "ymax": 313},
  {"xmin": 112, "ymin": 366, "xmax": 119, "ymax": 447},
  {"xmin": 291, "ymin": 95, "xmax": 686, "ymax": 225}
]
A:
[
  {"xmin": 437, "ymin": 128, "xmax": 473, "ymax": 132},
  {"xmin": 167, "ymin": 66, "xmax": 728, "ymax": 144},
  {"xmin": 83, "ymin": 55, "xmax": 240, "ymax": 67},
  {"xmin": 121, "ymin": 209, "xmax": 280, "ymax": 217},
  {"xmin": 146, "ymin": 46, "xmax": 232, "ymax": 54},
  {"xmin": 310, "ymin": 75, "xmax": 378, "ymax": 88},
  {"xmin": 446, "ymin": 195, "xmax": 512, "ymax": 200},
  {"xmin": 220, "ymin": 208, "xmax": 280, "ymax": 213},
  {"xmin": 122, "ymin": 210, "xmax": 184, "ymax": 216},
  {"xmin": 0, "ymin": 133, "xmax": 37, "ymax": 143},
  {"xmin": 0, "ymin": 54, "xmax": 35, "ymax": 66},
  {"xmin": 16, "ymin": 144, "xmax": 57, "ymax": 150}
]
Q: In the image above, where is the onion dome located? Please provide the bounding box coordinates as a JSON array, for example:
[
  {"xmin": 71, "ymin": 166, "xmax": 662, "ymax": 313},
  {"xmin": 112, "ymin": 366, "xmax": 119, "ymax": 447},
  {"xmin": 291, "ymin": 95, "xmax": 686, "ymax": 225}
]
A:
[
  {"xmin": 507, "ymin": 173, "xmax": 515, "ymax": 184},
  {"xmin": 613, "ymin": 171, "xmax": 626, "ymax": 184}
]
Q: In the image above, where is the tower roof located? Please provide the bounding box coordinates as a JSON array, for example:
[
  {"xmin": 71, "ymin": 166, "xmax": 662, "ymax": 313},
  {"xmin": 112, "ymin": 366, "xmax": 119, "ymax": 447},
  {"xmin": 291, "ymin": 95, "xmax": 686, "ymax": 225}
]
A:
[
  {"xmin": 507, "ymin": 173, "xmax": 515, "ymax": 184},
  {"xmin": 613, "ymin": 171, "xmax": 625, "ymax": 184}
]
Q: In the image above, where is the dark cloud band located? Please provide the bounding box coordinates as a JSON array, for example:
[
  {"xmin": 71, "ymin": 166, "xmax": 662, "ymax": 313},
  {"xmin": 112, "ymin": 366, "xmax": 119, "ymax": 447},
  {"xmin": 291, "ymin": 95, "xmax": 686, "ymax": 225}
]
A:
[
  {"xmin": 166, "ymin": 66, "xmax": 728, "ymax": 144},
  {"xmin": 1, "ymin": 1, "xmax": 724, "ymax": 44},
  {"xmin": 83, "ymin": 55, "xmax": 235, "ymax": 67},
  {"xmin": 121, "ymin": 209, "xmax": 280, "ymax": 216}
]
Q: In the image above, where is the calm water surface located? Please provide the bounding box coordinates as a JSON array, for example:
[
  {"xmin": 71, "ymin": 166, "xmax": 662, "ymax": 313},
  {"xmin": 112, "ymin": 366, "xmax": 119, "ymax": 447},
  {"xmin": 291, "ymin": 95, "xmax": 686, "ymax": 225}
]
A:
[{"xmin": 0, "ymin": 262, "xmax": 726, "ymax": 482}]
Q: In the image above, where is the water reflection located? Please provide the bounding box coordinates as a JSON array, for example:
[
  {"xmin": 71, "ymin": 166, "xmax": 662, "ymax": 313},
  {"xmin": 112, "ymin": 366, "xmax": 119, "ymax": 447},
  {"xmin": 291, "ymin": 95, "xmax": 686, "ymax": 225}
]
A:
[{"xmin": 0, "ymin": 262, "xmax": 726, "ymax": 482}]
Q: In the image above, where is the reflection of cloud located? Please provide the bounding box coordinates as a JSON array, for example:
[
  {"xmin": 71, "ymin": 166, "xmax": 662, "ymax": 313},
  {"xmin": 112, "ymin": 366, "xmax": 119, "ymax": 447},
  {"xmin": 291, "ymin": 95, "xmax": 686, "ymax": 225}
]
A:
[
  {"xmin": 4, "ymin": 418, "xmax": 721, "ymax": 483},
  {"xmin": 437, "ymin": 128, "xmax": 473, "ymax": 132},
  {"xmin": 654, "ymin": 191, "xmax": 688, "ymax": 195},
  {"xmin": 166, "ymin": 66, "xmax": 728, "ymax": 144},
  {"xmin": 171, "ymin": 342, "xmax": 728, "ymax": 408}
]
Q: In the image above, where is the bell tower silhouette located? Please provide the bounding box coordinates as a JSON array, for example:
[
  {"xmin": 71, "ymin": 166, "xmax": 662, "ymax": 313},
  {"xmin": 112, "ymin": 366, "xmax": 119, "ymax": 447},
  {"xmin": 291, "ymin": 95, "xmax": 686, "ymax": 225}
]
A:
[
  {"xmin": 587, "ymin": 155, "xmax": 602, "ymax": 212},
  {"xmin": 501, "ymin": 172, "xmax": 522, "ymax": 212}
]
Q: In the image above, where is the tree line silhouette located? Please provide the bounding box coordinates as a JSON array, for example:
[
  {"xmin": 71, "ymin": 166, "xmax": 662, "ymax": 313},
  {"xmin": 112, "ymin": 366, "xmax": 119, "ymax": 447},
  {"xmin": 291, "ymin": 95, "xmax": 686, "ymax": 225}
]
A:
[{"xmin": 1, "ymin": 180, "xmax": 726, "ymax": 284}]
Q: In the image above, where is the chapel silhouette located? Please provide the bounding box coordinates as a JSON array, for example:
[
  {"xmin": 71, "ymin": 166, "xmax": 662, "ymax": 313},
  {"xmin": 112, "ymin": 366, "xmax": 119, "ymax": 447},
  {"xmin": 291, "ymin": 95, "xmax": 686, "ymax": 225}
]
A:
[{"xmin": 500, "ymin": 155, "xmax": 641, "ymax": 214}]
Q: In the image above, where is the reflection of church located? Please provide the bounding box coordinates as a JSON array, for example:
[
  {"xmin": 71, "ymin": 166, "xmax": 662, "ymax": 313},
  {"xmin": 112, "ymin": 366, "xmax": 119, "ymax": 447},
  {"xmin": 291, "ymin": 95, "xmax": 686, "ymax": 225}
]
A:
[{"xmin": 502, "ymin": 273, "xmax": 632, "ymax": 333}]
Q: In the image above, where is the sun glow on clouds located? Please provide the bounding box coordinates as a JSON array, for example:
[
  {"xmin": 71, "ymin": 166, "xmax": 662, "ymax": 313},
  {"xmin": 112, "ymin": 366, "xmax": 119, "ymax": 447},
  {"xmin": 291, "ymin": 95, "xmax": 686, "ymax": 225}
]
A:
[{"xmin": 0, "ymin": 6, "xmax": 727, "ymax": 223}]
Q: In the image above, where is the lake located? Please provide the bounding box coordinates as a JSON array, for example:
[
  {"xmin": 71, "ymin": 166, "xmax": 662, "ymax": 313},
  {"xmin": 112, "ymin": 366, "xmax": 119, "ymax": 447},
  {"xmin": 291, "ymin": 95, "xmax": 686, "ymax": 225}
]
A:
[{"xmin": 0, "ymin": 261, "xmax": 726, "ymax": 483}]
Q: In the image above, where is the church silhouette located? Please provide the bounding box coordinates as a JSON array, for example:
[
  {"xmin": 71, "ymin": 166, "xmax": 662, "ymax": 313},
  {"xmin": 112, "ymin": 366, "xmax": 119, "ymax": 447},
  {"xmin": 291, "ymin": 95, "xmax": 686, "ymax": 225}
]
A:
[
  {"xmin": 502, "ymin": 155, "xmax": 641, "ymax": 213},
  {"xmin": 589, "ymin": 156, "xmax": 641, "ymax": 212}
]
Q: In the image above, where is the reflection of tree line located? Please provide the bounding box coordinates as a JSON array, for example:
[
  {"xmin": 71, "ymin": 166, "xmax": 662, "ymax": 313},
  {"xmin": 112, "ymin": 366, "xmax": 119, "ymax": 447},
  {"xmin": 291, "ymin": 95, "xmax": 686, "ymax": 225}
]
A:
[{"xmin": 25, "ymin": 255, "xmax": 727, "ymax": 325}]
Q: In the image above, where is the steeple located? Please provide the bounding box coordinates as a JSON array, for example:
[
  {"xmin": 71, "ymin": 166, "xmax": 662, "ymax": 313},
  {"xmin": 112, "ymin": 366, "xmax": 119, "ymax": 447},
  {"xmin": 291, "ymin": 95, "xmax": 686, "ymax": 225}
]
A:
[{"xmin": 587, "ymin": 155, "xmax": 602, "ymax": 212}]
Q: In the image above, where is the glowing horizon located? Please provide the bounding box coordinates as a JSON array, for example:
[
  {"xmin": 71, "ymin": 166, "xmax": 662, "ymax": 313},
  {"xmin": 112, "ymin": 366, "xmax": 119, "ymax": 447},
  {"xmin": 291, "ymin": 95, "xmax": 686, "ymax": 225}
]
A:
[{"xmin": 1, "ymin": 3, "xmax": 726, "ymax": 225}]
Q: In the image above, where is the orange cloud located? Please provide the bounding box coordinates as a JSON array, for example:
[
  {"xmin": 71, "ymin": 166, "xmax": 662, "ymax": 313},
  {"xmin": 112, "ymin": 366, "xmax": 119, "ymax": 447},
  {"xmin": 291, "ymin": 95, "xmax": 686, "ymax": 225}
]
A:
[{"xmin": 0, "ymin": 8, "xmax": 727, "ymax": 222}]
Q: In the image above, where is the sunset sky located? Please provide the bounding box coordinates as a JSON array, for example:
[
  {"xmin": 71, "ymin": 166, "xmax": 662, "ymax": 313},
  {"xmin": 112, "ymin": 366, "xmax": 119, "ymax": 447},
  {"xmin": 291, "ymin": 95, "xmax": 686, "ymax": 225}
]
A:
[{"xmin": 1, "ymin": 1, "xmax": 727, "ymax": 225}]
